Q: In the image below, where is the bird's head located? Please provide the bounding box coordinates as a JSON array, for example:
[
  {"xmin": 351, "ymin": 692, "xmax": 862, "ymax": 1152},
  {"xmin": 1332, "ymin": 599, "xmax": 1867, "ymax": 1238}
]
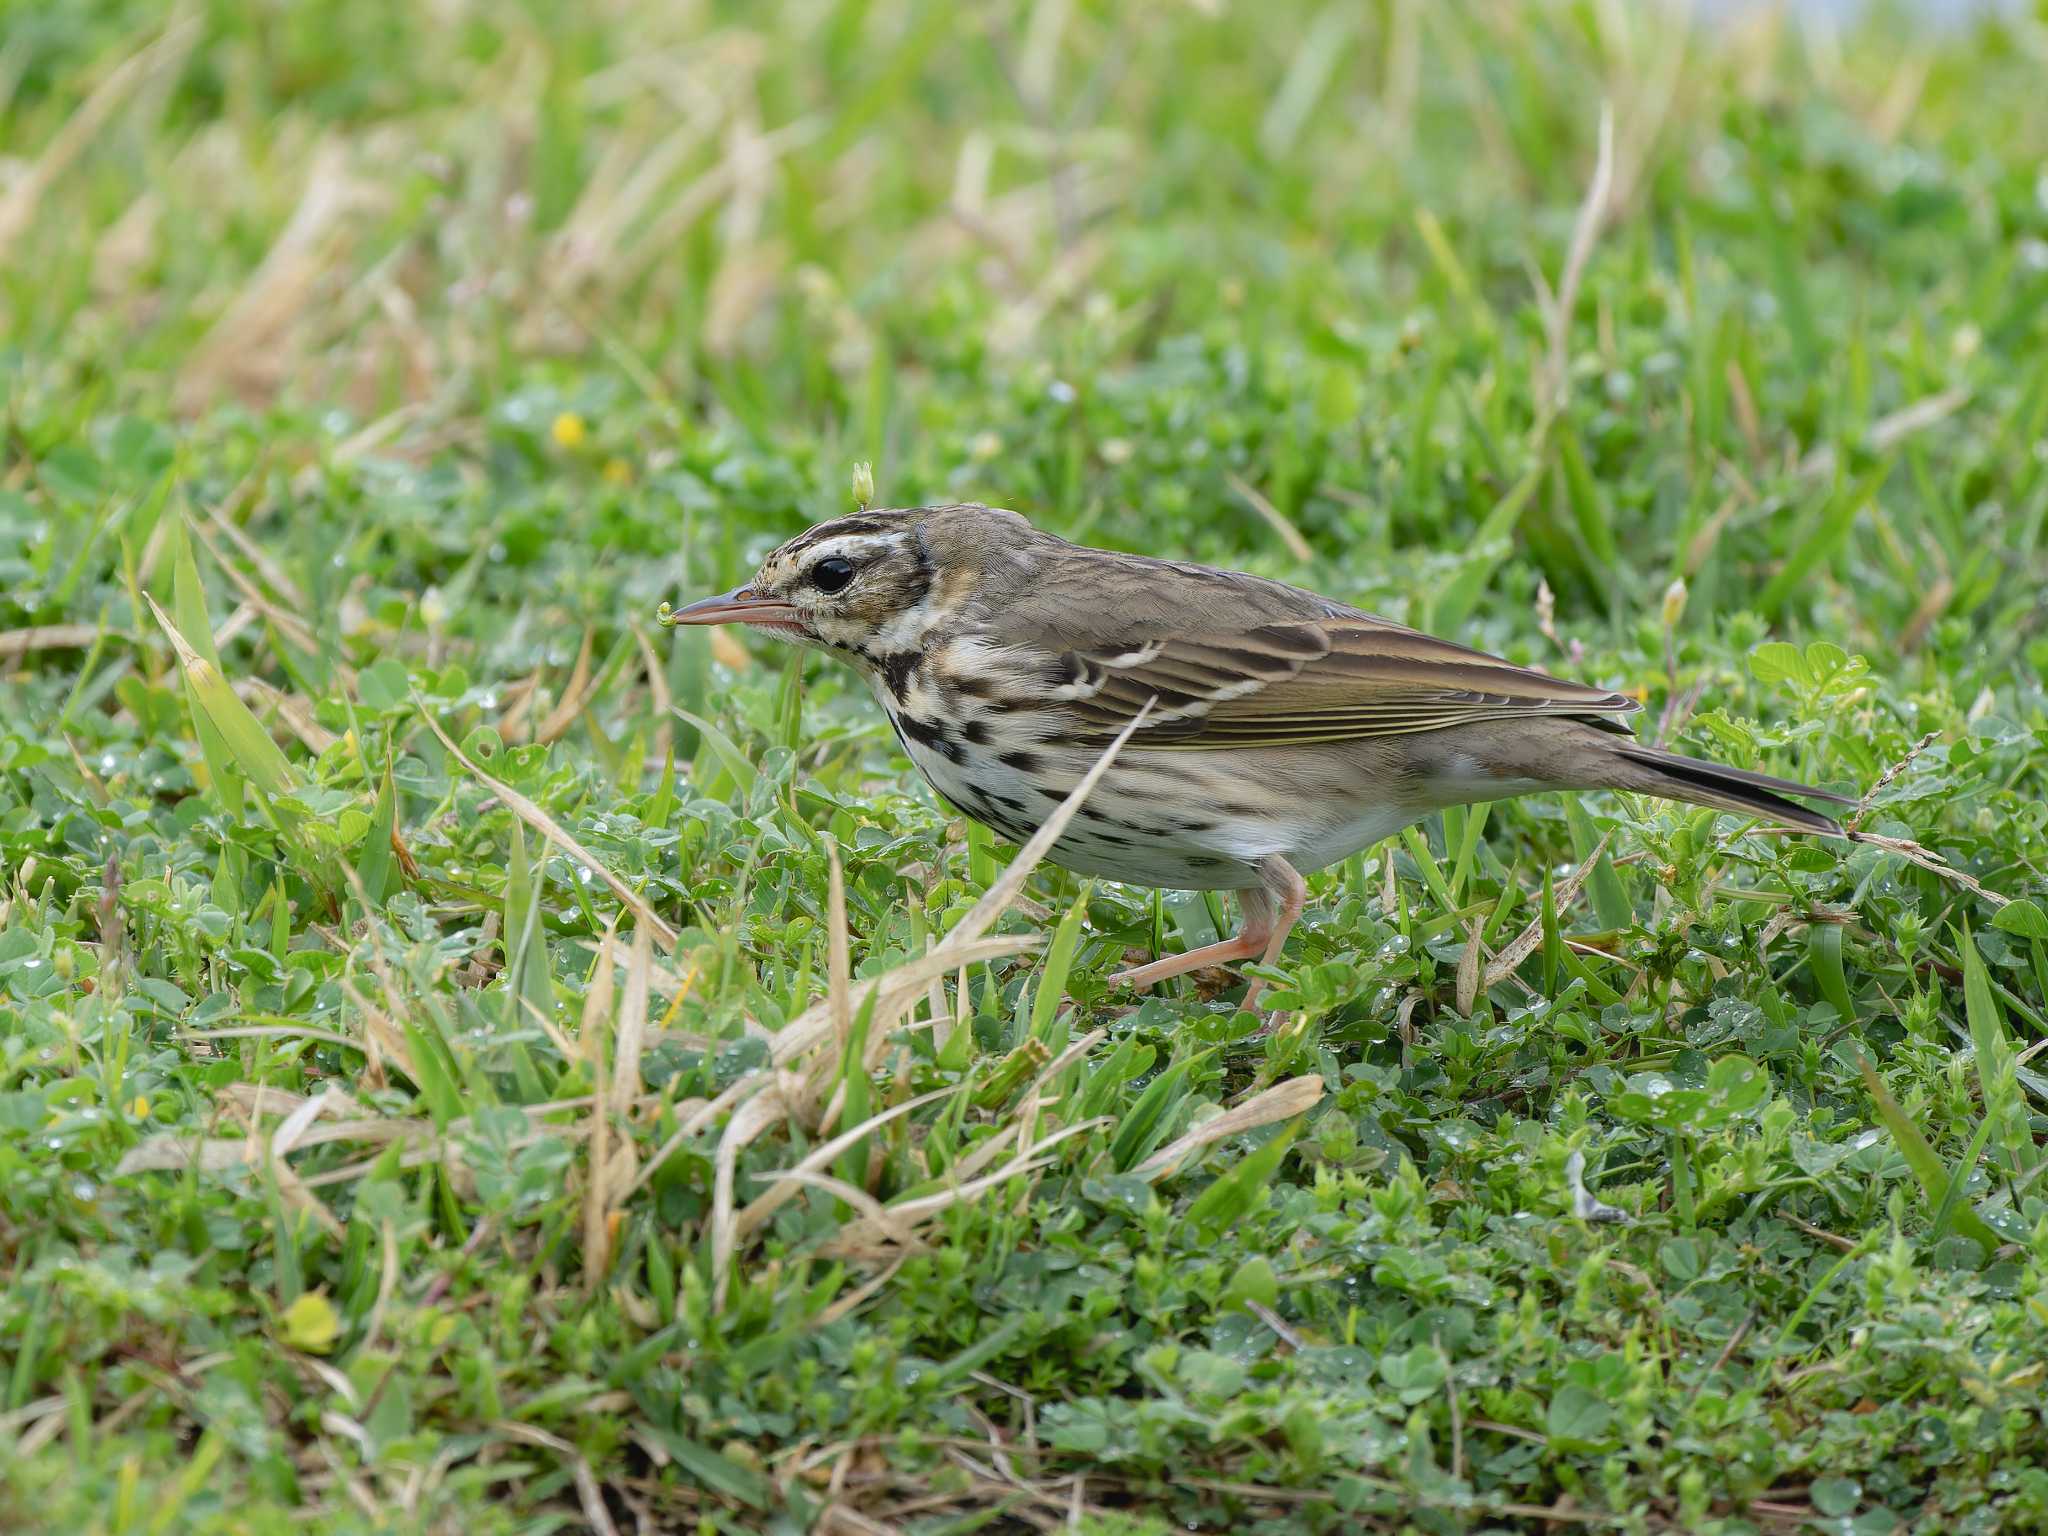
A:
[{"xmin": 662, "ymin": 504, "xmax": 1036, "ymax": 659}]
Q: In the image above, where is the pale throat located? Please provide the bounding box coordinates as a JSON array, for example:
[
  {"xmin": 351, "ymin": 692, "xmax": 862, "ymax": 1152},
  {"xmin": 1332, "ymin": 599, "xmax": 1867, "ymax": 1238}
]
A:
[{"xmin": 821, "ymin": 592, "xmax": 945, "ymax": 685}]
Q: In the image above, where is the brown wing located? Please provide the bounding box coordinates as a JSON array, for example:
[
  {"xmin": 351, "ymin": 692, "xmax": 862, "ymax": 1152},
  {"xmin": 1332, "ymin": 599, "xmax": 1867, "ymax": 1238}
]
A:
[{"xmin": 1053, "ymin": 614, "xmax": 1640, "ymax": 748}]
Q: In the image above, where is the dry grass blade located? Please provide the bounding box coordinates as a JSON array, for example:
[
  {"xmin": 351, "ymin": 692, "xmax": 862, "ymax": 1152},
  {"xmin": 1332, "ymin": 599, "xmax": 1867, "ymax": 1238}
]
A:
[
  {"xmin": 1455, "ymin": 918, "xmax": 1483, "ymax": 1016},
  {"xmin": 1798, "ymin": 386, "xmax": 1970, "ymax": 479},
  {"xmin": 711, "ymin": 1073, "xmax": 805, "ymax": 1311},
  {"xmin": 1852, "ymin": 830, "xmax": 2009, "ymax": 909},
  {"xmin": 118, "ymin": 1137, "xmax": 268, "ymax": 1175},
  {"xmin": 736, "ymin": 1085, "xmax": 961, "ymax": 1241},
  {"xmin": 418, "ymin": 700, "xmax": 678, "ymax": 950},
  {"xmin": 581, "ymin": 919, "xmax": 618, "ymax": 1291},
  {"xmin": 623, "ymin": 1075, "xmax": 768, "ymax": 1205},
  {"xmin": 0, "ymin": 624, "xmax": 100, "ymax": 660},
  {"xmin": 0, "ymin": 18, "xmax": 198, "ymax": 261},
  {"xmin": 610, "ymin": 921, "xmax": 654, "ymax": 1121},
  {"xmin": 534, "ymin": 627, "xmax": 600, "ymax": 745},
  {"xmin": 494, "ymin": 1423, "xmax": 619, "ymax": 1536},
  {"xmin": 750, "ymin": 1168, "xmax": 924, "ymax": 1248},
  {"xmin": 814, "ymin": 1257, "xmax": 907, "ymax": 1329},
  {"xmin": 115, "ymin": 1114, "xmax": 416, "ymax": 1174},
  {"xmin": 177, "ymin": 140, "xmax": 375, "ymax": 412},
  {"xmin": 826, "ymin": 1119, "xmax": 1106, "ymax": 1254},
  {"xmin": 631, "ymin": 622, "xmax": 674, "ymax": 762},
  {"xmin": 827, "ymin": 835, "xmax": 852, "ymax": 1063},
  {"xmin": 339, "ymin": 977, "xmax": 414, "ymax": 1089},
  {"xmin": 1539, "ymin": 101, "xmax": 1616, "ymax": 420},
  {"xmin": 932, "ymin": 705, "xmax": 1152, "ymax": 963},
  {"xmin": 1026, "ymin": 1028, "xmax": 1106, "ymax": 1101},
  {"xmin": 583, "ymin": 931, "xmax": 698, "ymax": 1002},
  {"xmin": 1225, "ymin": 471, "xmax": 1313, "ymax": 562},
  {"xmin": 186, "ymin": 515, "xmax": 358, "ymax": 686},
  {"xmin": 552, "ymin": 119, "xmax": 712, "ymax": 289},
  {"xmin": 769, "ymin": 935, "xmax": 1038, "ymax": 1068},
  {"xmin": 1484, "ymin": 831, "xmax": 1611, "ymax": 989},
  {"xmin": 233, "ymin": 677, "xmax": 340, "ymax": 755},
  {"xmin": 267, "ymin": 1088, "xmax": 346, "ymax": 1239},
  {"xmin": 203, "ymin": 494, "xmax": 307, "ymax": 610},
  {"xmin": 1135, "ymin": 1075, "xmax": 1323, "ymax": 1181}
]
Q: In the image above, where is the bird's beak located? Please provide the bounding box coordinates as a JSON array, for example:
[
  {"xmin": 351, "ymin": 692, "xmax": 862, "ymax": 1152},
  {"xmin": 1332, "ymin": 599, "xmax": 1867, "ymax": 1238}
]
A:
[{"xmin": 661, "ymin": 585, "xmax": 804, "ymax": 629}]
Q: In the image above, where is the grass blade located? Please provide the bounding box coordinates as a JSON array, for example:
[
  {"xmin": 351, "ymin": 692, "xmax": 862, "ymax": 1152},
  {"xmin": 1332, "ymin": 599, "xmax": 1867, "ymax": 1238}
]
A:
[
  {"xmin": 1856, "ymin": 1052, "xmax": 2000, "ymax": 1258},
  {"xmin": 145, "ymin": 591, "xmax": 299, "ymax": 802}
]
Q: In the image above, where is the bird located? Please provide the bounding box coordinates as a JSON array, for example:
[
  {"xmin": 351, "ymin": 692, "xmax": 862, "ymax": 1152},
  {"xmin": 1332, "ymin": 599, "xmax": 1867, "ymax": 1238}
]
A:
[{"xmin": 665, "ymin": 503, "xmax": 1850, "ymax": 1006}]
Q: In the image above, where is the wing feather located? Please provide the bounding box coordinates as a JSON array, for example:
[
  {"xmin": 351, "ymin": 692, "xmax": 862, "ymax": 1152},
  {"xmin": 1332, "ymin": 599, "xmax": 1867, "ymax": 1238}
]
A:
[{"xmin": 1056, "ymin": 614, "xmax": 1639, "ymax": 748}]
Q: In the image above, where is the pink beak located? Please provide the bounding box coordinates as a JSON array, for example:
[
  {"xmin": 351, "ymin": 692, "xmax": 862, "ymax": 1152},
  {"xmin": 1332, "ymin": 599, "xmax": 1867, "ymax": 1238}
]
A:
[{"xmin": 664, "ymin": 585, "xmax": 803, "ymax": 629}]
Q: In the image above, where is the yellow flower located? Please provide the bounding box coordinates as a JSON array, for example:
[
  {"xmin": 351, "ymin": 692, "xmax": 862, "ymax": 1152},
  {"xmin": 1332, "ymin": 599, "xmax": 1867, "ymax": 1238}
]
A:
[
  {"xmin": 280, "ymin": 1291, "xmax": 341, "ymax": 1354},
  {"xmin": 128, "ymin": 1095, "xmax": 150, "ymax": 1119},
  {"xmin": 551, "ymin": 411, "xmax": 589, "ymax": 450}
]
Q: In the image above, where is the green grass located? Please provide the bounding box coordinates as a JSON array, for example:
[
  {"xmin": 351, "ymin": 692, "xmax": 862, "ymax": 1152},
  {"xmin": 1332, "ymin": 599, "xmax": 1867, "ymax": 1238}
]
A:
[{"xmin": 4, "ymin": 1, "xmax": 2048, "ymax": 1531}]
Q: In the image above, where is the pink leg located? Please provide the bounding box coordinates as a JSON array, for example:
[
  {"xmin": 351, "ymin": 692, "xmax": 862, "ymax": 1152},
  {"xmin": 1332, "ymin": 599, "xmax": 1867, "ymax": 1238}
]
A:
[
  {"xmin": 1107, "ymin": 857, "xmax": 1306, "ymax": 1005},
  {"xmin": 1238, "ymin": 857, "xmax": 1307, "ymax": 1012},
  {"xmin": 1107, "ymin": 885, "xmax": 1275, "ymax": 990}
]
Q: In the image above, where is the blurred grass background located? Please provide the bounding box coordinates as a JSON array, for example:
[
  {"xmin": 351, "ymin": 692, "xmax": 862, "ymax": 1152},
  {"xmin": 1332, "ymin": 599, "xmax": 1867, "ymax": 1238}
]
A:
[{"xmin": 4, "ymin": 2, "xmax": 2048, "ymax": 1533}]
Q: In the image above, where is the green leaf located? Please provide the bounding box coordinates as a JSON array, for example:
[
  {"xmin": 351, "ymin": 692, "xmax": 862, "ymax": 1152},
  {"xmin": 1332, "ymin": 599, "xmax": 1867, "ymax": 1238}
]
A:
[
  {"xmin": 1747, "ymin": 641, "xmax": 1810, "ymax": 690},
  {"xmin": 1991, "ymin": 898, "xmax": 2048, "ymax": 941},
  {"xmin": 1546, "ymin": 1384, "xmax": 1613, "ymax": 1445},
  {"xmin": 647, "ymin": 744, "xmax": 677, "ymax": 831},
  {"xmin": 1756, "ymin": 462, "xmax": 1886, "ymax": 619},
  {"xmin": 1398, "ymin": 826, "xmax": 1454, "ymax": 912},
  {"xmin": 357, "ymin": 657, "xmax": 412, "ymax": 711},
  {"xmin": 1540, "ymin": 863, "xmax": 1563, "ymax": 995},
  {"xmin": 165, "ymin": 517, "xmax": 244, "ymax": 817},
  {"xmin": 775, "ymin": 642, "xmax": 805, "ymax": 752},
  {"xmin": 1377, "ymin": 1345, "xmax": 1446, "ymax": 1404},
  {"xmin": 1109, "ymin": 1050, "xmax": 1210, "ymax": 1172},
  {"xmin": 401, "ymin": 1017, "xmax": 466, "ymax": 1126},
  {"xmin": 356, "ymin": 762, "xmax": 399, "ymax": 907},
  {"xmin": 1808, "ymin": 923, "xmax": 1856, "ymax": 1023},
  {"xmin": 1659, "ymin": 1237, "xmax": 1702, "ymax": 1282},
  {"xmin": 1030, "ymin": 883, "xmax": 1091, "ymax": 1046},
  {"xmin": 1079, "ymin": 1039, "xmax": 1154, "ymax": 1120},
  {"xmin": 637, "ymin": 1427, "xmax": 771, "ymax": 1509},
  {"xmin": 1221, "ymin": 1255, "xmax": 1279, "ymax": 1312},
  {"xmin": 673, "ymin": 707, "xmax": 758, "ymax": 797},
  {"xmin": 1961, "ymin": 924, "xmax": 2013, "ymax": 1098},
  {"xmin": 1811, "ymin": 1478, "xmax": 1862, "ymax": 1518},
  {"xmin": 1565, "ymin": 800, "xmax": 1630, "ymax": 929},
  {"xmin": 1185, "ymin": 1123, "xmax": 1297, "ymax": 1232},
  {"xmin": 1855, "ymin": 1053, "xmax": 2000, "ymax": 1258},
  {"xmin": 504, "ymin": 823, "xmax": 554, "ymax": 1032},
  {"xmin": 1703, "ymin": 1053, "xmax": 1769, "ymax": 1123},
  {"xmin": 147, "ymin": 591, "xmax": 300, "ymax": 803},
  {"xmin": 833, "ymin": 988, "xmax": 880, "ymax": 1190}
]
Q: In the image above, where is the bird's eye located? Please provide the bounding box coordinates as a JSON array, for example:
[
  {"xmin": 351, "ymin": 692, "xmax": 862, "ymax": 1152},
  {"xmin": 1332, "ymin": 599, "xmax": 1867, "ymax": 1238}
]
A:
[{"xmin": 811, "ymin": 557, "xmax": 856, "ymax": 594}]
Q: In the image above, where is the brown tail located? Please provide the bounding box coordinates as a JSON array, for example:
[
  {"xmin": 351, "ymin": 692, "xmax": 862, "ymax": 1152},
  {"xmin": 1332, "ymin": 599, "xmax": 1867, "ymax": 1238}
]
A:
[{"xmin": 1606, "ymin": 742, "xmax": 1850, "ymax": 836}]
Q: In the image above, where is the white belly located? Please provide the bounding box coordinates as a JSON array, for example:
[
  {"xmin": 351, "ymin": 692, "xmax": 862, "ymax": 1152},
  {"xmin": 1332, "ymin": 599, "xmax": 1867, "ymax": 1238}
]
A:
[{"xmin": 890, "ymin": 717, "xmax": 1431, "ymax": 891}]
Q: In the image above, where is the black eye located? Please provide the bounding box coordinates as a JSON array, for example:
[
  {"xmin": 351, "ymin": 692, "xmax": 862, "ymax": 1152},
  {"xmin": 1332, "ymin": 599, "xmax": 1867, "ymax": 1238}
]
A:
[{"xmin": 811, "ymin": 557, "xmax": 855, "ymax": 594}]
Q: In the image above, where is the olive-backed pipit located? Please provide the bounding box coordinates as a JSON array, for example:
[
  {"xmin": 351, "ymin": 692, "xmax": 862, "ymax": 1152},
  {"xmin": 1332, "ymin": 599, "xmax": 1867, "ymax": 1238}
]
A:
[{"xmin": 668, "ymin": 504, "xmax": 1847, "ymax": 999}]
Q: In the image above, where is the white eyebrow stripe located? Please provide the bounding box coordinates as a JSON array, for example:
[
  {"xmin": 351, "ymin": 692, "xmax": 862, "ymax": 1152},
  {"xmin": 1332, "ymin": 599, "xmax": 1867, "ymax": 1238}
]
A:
[{"xmin": 799, "ymin": 534, "xmax": 899, "ymax": 565}]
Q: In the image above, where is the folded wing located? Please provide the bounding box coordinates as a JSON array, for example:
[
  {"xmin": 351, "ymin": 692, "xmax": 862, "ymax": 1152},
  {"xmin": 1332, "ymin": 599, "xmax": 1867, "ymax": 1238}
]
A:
[{"xmin": 1053, "ymin": 614, "xmax": 1641, "ymax": 749}]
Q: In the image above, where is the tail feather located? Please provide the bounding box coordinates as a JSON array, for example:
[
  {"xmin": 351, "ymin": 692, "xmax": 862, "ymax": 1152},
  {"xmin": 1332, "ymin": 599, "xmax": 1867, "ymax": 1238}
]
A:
[{"xmin": 1609, "ymin": 743, "xmax": 1849, "ymax": 836}]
